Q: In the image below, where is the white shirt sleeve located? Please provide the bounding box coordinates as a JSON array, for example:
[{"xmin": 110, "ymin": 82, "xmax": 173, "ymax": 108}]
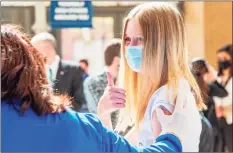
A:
[{"xmin": 150, "ymin": 85, "xmax": 175, "ymax": 120}]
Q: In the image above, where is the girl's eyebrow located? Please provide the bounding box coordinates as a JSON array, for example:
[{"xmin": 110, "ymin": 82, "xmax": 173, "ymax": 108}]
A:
[
  {"xmin": 135, "ymin": 34, "xmax": 143, "ymax": 36},
  {"xmin": 125, "ymin": 34, "xmax": 143, "ymax": 36}
]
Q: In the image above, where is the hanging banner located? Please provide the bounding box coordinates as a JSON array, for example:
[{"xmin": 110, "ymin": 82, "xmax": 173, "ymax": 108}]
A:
[{"xmin": 50, "ymin": 1, "xmax": 93, "ymax": 29}]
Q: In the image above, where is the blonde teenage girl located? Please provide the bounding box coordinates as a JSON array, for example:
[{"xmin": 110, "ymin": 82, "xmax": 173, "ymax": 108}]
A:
[{"xmin": 97, "ymin": 2, "xmax": 206, "ymax": 152}]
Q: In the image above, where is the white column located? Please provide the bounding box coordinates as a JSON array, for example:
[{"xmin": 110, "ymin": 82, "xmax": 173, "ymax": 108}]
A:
[{"xmin": 31, "ymin": 2, "xmax": 50, "ymax": 34}]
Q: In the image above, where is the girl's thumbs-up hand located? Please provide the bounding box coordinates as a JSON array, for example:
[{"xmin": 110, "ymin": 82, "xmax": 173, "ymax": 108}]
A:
[{"xmin": 97, "ymin": 72, "xmax": 126, "ymax": 118}]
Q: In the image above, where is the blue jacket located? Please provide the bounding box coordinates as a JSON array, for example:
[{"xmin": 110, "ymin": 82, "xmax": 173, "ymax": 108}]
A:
[{"xmin": 1, "ymin": 100, "xmax": 182, "ymax": 152}]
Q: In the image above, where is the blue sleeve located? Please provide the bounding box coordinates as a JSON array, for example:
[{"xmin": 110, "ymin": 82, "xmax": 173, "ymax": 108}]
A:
[
  {"xmin": 80, "ymin": 113, "xmax": 182, "ymax": 152},
  {"xmin": 141, "ymin": 134, "xmax": 182, "ymax": 152},
  {"xmin": 100, "ymin": 120, "xmax": 182, "ymax": 152}
]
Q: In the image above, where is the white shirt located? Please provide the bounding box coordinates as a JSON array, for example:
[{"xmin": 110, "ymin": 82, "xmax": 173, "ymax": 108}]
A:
[
  {"xmin": 213, "ymin": 77, "xmax": 232, "ymax": 124},
  {"xmin": 45, "ymin": 56, "xmax": 60, "ymax": 86},
  {"xmin": 49, "ymin": 55, "xmax": 60, "ymax": 81},
  {"xmin": 138, "ymin": 78, "xmax": 201, "ymax": 152}
]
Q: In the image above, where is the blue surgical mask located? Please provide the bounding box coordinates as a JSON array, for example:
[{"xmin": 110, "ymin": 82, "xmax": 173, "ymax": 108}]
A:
[{"xmin": 125, "ymin": 46, "xmax": 143, "ymax": 72}]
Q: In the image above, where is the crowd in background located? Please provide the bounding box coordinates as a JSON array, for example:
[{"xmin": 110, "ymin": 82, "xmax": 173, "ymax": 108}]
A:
[
  {"xmin": 190, "ymin": 44, "xmax": 232, "ymax": 152},
  {"xmin": 29, "ymin": 30, "xmax": 232, "ymax": 152},
  {"xmin": 1, "ymin": 2, "xmax": 232, "ymax": 152}
]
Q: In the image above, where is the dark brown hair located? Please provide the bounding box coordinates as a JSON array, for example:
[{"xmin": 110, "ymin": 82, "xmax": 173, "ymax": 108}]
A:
[
  {"xmin": 104, "ymin": 39, "xmax": 121, "ymax": 66},
  {"xmin": 79, "ymin": 59, "xmax": 89, "ymax": 67},
  {"xmin": 190, "ymin": 58, "xmax": 209, "ymax": 103},
  {"xmin": 218, "ymin": 44, "xmax": 232, "ymax": 58},
  {"xmin": 217, "ymin": 44, "xmax": 232, "ymax": 76},
  {"xmin": 1, "ymin": 24, "xmax": 71, "ymax": 115}
]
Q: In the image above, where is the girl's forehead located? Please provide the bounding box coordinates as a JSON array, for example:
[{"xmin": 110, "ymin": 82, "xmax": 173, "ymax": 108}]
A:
[{"xmin": 125, "ymin": 19, "xmax": 143, "ymax": 36}]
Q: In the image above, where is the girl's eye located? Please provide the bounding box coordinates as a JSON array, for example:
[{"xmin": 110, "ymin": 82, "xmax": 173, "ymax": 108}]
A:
[
  {"xmin": 136, "ymin": 37, "xmax": 144, "ymax": 45},
  {"xmin": 124, "ymin": 37, "xmax": 131, "ymax": 46}
]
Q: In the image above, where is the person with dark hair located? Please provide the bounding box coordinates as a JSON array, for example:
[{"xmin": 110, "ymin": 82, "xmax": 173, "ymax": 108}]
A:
[
  {"xmin": 214, "ymin": 44, "xmax": 232, "ymax": 152},
  {"xmin": 217, "ymin": 44, "xmax": 232, "ymax": 77},
  {"xmin": 79, "ymin": 59, "xmax": 89, "ymax": 81},
  {"xmin": 31, "ymin": 32, "xmax": 84, "ymax": 112},
  {"xmin": 83, "ymin": 39, "xmax": 121, "ymax": 128},
  {"xmin": 1, "ymin": 24, "xmax": 192, "ymax": 152},
  {"xmin": 191, "ymin": 58, "xmax": 228, "ymax": 152}
]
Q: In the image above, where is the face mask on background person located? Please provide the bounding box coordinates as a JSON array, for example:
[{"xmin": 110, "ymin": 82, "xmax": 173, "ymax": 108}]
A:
[
  {"xmin": 125, "ymin": 46, "xmax": 143, "ymax": 72},
  {"xmin": 218, "ymin": 60, "xmax": 232, "ymax": 70}
]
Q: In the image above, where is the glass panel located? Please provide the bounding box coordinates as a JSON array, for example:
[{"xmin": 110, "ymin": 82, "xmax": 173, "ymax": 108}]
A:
[
  {"xmin": 61, "ymin": 17, "xmax": 114, "ymax": 75},
  {"xmin": 117, "ymin": 1, "xmax": 152, "ymax": 6},
  {"xmin": 2, "ymin": 1, "xmax": 48, "ymax": 6},
  {"xmin": 1, "ymin": 7, "xmax": 35, "ymax": 34},
  {"xmin": 118, "ymin": 1, "xmax": 179, "ymax": 6},
  {"xmin": 93, "ymin": 2, "xmax": 119, "ymax": 7},
  {"xmin": 93, "ymin": 1, "xmax": 179, "ymax": 7},
  {"xmin": 2, "ymin": 1, "xmax": 179, "ymax": 7}
]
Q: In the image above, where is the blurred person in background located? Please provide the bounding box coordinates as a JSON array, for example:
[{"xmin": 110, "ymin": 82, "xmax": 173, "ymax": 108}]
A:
[
  {"xmin": 191, "ymin": 58, "xmax": 228, "ymax": 152},
  {"xmin": 31, "ymin": 32, "xmax": 84, "ymax": 112},
  {"xmin": 83, "ymin": 39, "xmax": 121, "ymax": 129},
  {"xmin": 1, "ymin": 24, "xmax": 187, "ymax": 152},
  {"xmin": 79, "ymin": 59, "xmax": 89, "ymax": 81},
  {"xmin": 97, "ymin": 2, "xmax": 204, "ymax": 152},
  {"xmin": 213, "ymin": 44, "xmax": 232, "ymax": 152}
]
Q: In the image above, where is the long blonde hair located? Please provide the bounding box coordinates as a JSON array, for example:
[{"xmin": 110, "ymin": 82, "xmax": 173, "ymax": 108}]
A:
[{"xmin": 116, "ymin": 2, "xmax": 206, "ymax": 130}]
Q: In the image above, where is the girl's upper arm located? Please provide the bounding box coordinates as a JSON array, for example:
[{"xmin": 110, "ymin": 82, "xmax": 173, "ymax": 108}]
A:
[
  {"xmin": 150, "ymin": 86, "xmax": 175, "ymax": 140},
  {"xmin": 151, "ymin": 102, "xmax": 173, "ymax": 139},
  {"xmin": 151, "ymin": 111, "xmax": 162, "ymax": 139}
]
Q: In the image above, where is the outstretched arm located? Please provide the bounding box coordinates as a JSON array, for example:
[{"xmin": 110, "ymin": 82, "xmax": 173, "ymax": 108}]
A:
[
  {"xmin": 82, "ymin": 113, "xmax": 182, "ymax": 152},
  {"xmin": 124, "ymin": 126, "xmax": 139, "ymax": 146},
  {"xmin": 102, "ymin": 125, "xmax": 182, "ymax": 152}
]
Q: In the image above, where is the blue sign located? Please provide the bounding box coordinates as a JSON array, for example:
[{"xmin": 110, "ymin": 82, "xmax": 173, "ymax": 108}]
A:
[{"xmin": 50, "ymin": 1, "xmax": 93, "ymax": 29}]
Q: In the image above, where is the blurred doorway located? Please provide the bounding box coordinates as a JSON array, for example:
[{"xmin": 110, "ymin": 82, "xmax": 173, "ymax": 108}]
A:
[
  {"xmin": 65, "ymin": 16, "xmax": 114, "ymax": 75},
  {"xmin": 61, "ymin": 6, "xmax": 130, "ymax": 75}
]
